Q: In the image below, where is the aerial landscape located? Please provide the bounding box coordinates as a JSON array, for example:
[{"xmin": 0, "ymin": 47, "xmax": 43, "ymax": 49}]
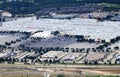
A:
[{"xmin": 0, "ymin": 0, "xmax": 120, "ymax": 77}]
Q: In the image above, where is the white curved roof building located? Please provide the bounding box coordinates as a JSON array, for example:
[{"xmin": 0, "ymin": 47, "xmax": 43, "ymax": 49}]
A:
[{"xmin": 31, "ymin": 31, "xmax": 52, "ymax": 38}]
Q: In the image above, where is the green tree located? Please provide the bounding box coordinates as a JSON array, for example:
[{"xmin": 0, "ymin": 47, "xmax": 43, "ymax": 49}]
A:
[{"xmin": 57, "ymin": 74, "xmax": 65, "ymax": 77}]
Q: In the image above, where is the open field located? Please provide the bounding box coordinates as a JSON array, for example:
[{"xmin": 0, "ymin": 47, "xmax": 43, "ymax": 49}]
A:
[
  {"xmin": 0, "ymin": 64, "xmax": 120, "ymax": 77},
  {"xmin": 0, "ymin": 74, "xmax": 119, "ymax": 77},
  {"xmin": 0, "ymin": 74, "xmax": 43, "ymax": 77}
]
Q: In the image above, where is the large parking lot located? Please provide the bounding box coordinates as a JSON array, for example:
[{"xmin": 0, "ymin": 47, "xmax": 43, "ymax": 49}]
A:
[{"xmin": 24, "ymin": 36, "xmax": 76, "ymax": 48}]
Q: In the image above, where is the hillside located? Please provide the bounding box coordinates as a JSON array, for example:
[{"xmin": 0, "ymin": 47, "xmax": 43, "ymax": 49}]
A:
[{"xmin": 0, "ymin": 0, "xmax": 120, "ymax": 15}]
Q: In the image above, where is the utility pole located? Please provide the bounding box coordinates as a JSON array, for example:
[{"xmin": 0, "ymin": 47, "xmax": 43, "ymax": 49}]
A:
[{"xmin": 0, "ymin": 14, "xmax": 3, "ymax": 26}]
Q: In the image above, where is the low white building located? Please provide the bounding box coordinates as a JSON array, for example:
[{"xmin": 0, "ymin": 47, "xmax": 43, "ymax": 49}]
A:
[
  {"xmin": 51, "ymin": 14, "xmax": 76, "ymax": 19},
  {"xmin": 31, "ymin": 31, "xmax": 52, "ymax": 38},
  {"xmin": 2, "ymin": 11, "xmax": 12, "ymax": 17}
]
